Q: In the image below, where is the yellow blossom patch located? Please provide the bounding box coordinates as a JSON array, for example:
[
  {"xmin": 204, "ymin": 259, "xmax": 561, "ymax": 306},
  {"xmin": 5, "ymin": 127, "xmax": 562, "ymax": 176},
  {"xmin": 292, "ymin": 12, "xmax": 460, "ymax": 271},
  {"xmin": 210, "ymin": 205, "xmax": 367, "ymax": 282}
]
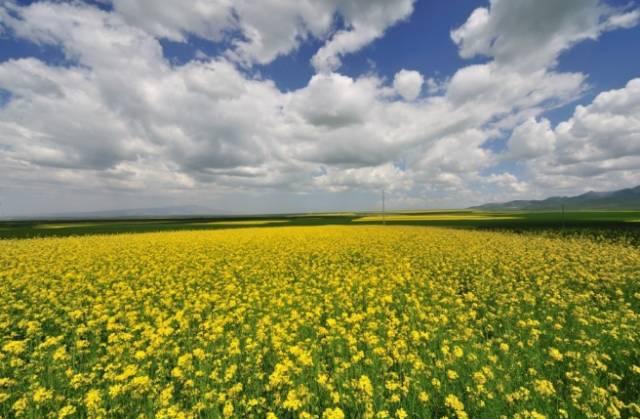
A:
[{"xmin": 0, "ymin": 226, "xmax": 639, "ymax": 417}]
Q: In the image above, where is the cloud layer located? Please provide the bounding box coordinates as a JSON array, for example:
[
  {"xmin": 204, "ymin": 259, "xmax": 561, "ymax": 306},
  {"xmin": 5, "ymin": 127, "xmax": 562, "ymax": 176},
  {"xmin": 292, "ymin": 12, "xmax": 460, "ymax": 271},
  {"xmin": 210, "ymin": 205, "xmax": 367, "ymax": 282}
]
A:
[
  {"xmin": 0, "ymin": 0, "xmax": 639, "ymax": 214},
  {"xmin": 507, "ymin": 78, "xmax": 640, "ymax": 190},
  {"xmin": 106, "ymin": 0, "xmax": 416, "ymax": 72}
]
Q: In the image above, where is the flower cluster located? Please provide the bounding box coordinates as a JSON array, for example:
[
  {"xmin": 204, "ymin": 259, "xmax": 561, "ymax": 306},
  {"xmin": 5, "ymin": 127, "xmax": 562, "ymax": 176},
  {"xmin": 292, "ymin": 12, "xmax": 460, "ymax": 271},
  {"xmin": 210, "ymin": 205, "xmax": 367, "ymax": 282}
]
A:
[{"xmin": 1, "ymin": 226, "xmax": 639, "ymax": 418}]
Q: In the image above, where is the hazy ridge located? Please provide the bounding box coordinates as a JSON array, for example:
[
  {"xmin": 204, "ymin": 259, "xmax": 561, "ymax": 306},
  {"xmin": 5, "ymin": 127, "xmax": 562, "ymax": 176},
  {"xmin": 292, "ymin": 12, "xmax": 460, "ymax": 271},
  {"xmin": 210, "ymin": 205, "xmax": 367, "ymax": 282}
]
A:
[{"xmin": 472, "ymin": 185, "xmax": 640, "ymax": 210}]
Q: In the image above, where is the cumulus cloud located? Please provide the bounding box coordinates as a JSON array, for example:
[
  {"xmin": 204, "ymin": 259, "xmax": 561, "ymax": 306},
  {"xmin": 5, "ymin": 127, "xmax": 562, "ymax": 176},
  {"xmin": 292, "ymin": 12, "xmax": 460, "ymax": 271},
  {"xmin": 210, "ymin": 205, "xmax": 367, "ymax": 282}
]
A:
[
  {"xmin": 288, "ymin": 73, "xmax": 380, "ymax": 128},
  {"xmin": 393, "ymin": 69, "xmax": 423, "ymax": 101},
  {"xmin": 0, "ymin": 2, "xmax": 283, "ymax": 178},
  {"xmin": 313, "ymin": 163, "xmax": 411, "ymax": 192},
  {"xmin": 505, "ymin": 118, "xmax": 556, "ymax": 160},
  {"xmin": 445, "ymin": 63, "xmax": 586, "ymax": 114},
  {"xmin": 108, "ymin": 0, "xmax": 234, "ymax": 43},
  {"xmin": 101, "ymin": 0, "xmax": 415, "ymax": 71},
  {"xmin": 485, "ymin": 173, "xmax": 528, "ymax": 194},
  {"xmin": 0, "ymin": 0, "xmax": 639, "ymax": 213},
  {"xmin": 0, "ymin": 58, "xmax": 146, "ymax": 170},
  {"xmin": 310, "ymin": 0, "xmax": 415, "ymax": 73},
  {"xmin": 451, "ymin": 0, "xmax": 639, "ymax": 71},
  {"xmin": 506, "ymin": 78, "xmax": 640, "ymax": 191}
]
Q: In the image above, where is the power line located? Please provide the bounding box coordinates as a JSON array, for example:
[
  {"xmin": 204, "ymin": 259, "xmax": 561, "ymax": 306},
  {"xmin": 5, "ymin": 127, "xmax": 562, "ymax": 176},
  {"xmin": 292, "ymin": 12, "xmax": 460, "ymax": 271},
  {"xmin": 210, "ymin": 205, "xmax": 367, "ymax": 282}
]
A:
[{"xmin": 382, "ymin": 189, "xmax": 386, "ymax": 225}]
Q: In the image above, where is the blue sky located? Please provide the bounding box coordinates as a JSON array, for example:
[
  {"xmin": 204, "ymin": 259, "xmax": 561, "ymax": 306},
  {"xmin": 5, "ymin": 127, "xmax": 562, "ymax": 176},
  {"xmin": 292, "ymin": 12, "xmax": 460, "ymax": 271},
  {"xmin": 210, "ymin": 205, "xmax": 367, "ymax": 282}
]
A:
[{"xmin": 0, "ymin": 0, "xmax": 639, "ymax": 216}]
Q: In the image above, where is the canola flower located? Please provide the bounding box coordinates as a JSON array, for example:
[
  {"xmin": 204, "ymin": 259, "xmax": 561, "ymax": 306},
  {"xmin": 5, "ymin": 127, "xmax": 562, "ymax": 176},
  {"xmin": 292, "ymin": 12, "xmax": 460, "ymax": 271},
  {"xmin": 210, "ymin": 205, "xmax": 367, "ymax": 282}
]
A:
[{"xmin": 0, "ymin": 225, "xmax": 639, "ymax": 418}]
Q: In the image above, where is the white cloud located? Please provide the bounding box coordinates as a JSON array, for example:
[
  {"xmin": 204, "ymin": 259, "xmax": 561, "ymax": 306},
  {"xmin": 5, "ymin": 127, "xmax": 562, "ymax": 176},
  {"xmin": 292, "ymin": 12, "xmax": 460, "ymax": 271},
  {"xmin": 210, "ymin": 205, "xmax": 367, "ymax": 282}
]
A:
[
  {"xmin": 101, "ymin": 0, "xmax": 415, "ymax": 71},
  {"xmin": 506, "ymin": 78, "xmax": 640, "ymax": 192},
  {"xmin": 551, "ymin": 78, "xmax": 640, "ymax": 170},
  {"xmin": 393, "ymin": 69, "xmax": 423, "ymax": 101},
  {"xmin": 485, "ymin": 173, "xmax": 528, "ymax": 194},
  {"xmin": 0, "ymin": 0, "xmax": 639, "ymax": 213},
  {"xmin": 288, "ymin": 73, "xmax": 380, "ymax": 128},
  {"xmin": 313, "ymin": 163, "xmax": 411, "ymax": 192},
  {"xmin": 109, "ymin": 0, "xmax": 234, "ymax": 43},
  {"xmin": 446, "ymin": 63, "xmax": 586, "ymax": 112},
  {"xmin": 1, "ymin": 2, "xmax": 163, "ymax": 72},
  {"xmin": 310, "ymin": 0, "xmax": 415, "ymax": 73},
  {"xmin": 451, "ymin": 0, "xmax": 639, "ymax": 71},
  {"xmin": 0, "ymin": 58, "xmax": 146, "ymax": 170},
  {"xmin": 505, "ymin": 118, "xmax": 556, "ymax": 159},
  {"xmin": 425, "ymin": 77, "xmax": 446, "ymax": 96}
]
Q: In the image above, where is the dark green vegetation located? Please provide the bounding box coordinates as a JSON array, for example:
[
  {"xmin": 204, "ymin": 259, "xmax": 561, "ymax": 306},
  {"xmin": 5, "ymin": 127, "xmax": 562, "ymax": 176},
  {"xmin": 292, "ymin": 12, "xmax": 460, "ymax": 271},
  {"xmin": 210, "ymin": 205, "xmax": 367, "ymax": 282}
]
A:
[
  {"xmin": 1, "ymin": 210, "xmax": 640, "ymax": 240},
  {"xmin": 472, "ymin": 185, "xmax": 640, "ymax": 210}
]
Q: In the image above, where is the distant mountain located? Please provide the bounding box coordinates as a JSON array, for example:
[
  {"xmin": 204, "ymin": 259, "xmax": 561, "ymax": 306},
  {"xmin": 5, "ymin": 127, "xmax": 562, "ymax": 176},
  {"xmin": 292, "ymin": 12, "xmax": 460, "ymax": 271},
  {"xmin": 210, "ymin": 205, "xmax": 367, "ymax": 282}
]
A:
[
  {"xmin": 471, "ymin": 185, "xmax": 640, "ymax": 211},
  {"xmin": 7, "ymin": 205, "xmax": 227, "ymax": 220}
]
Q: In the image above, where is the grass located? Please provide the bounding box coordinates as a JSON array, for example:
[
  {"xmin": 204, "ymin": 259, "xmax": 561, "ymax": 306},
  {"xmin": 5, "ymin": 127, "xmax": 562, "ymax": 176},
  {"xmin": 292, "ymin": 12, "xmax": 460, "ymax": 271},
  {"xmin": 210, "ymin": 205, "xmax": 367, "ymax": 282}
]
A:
[{"xmin": 1, "ymin": 210, "xmax": 640, "ymax": 240}]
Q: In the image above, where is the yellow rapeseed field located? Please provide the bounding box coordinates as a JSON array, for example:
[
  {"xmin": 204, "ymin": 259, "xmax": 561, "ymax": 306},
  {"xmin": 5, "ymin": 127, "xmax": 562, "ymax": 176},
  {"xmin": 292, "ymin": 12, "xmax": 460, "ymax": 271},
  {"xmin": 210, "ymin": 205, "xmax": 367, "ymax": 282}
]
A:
[{"xmin": 1, "ymin": 226, "xmax": 640, "ymax": 418}]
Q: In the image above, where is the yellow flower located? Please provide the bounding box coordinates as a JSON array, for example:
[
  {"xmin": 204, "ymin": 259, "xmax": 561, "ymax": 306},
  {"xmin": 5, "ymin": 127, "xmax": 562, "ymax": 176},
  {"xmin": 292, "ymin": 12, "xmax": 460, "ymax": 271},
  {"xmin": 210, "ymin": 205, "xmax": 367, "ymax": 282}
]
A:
[
  {"xmin": 116, "ymin": 364, "xmax": 138, "ymax": 382},
  {"xmin": 171, "ymin": 367, "xmax": 183, "ymax": 379},
  {"xmin": 396, "ymin": 408, "xmax": 408, "ymax": 419},
  {"xmin": 323, "ymin": 407, "xmax": 345, "ymax": 419},
  {"xmin": 283, "ymin": 389, "xmax": 304, "ymax": 411},
  {"xmin": 224, "ymin": 364, "xmax": 237, "ymax": 382},
  {"xmin": 52, "ymin": 346, "xmax": 68, "ymax": 361},
  {"xmin": 445, "ymin": 394, "xmax": 465, "ymax": 411},
  {"xmin": 32, "ymin": 386, "xmax": 53, "ymax": 404},
  {"xmin": 418, "ymin": 391, "xmax": 430, "ymax": 402},
  {"xmin": 159, "ymin": 385, "xmax": 173, "ymax": 407},
  {"xmin": 193, "ymin": 348, "xmax": 205, "ymax": 360},
  {"xmin": 290, "ymin": 345, "xmax": 313, "ymax": 367},
  {"xmin": 222, "ymin": 401, "xmax": 234, "ymax": 418},
  {"xmin": 109, "ymin": 384, "xmax": 124, "ymax": 398},
  {"xmin": 533, "ymin": 380, "xmax": 555, "ymax": 397},
  {"xmin": 470, "ymin": 372, "xmax": 485, "ymax": 387},
  {"xmin": 548, "ymin": 348, "xmax": 563, "ymax": 362},
  {"xmin": 445, "ymin": 394, "xmax": 469, "ymax": 418},
  {"xmin": 58, "ymin": 405, "xmax": 77, "ymax": 418},
  {"xmin": 317, "ymin": 373, "xmax": 329, "ymax": 386},
  {"xmin": 13, "ymin": 397, "xmax": 28, "ymax": 415},
  {"xmin": 357, "ymin": 375, "xmax": 374, "ymax": 398},
  {"xmin": 130, "ymin": 375, "xmax": 152, "ymax": 393},
  {"xmin": 453, "ymin": 346, "xmax": 464, "ymax": 358},
  {"xmin": 2, "ymin": 340, "xmax": 26, "ymax": 355},
  {"xmin": 177, "ymin": 353, "xmax": 193, "ymax": 369},
  {"xmin": 85, "ymin": 389, "xmax": 102, "ymax": 412}
]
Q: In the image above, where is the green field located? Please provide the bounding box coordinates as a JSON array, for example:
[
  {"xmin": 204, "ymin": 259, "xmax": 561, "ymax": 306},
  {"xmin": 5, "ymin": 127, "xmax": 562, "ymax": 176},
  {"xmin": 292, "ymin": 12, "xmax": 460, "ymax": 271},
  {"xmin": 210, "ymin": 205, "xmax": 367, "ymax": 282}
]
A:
[{"xmin": 1, "ymin": 210, "xmax": 640, "ymax": 240}]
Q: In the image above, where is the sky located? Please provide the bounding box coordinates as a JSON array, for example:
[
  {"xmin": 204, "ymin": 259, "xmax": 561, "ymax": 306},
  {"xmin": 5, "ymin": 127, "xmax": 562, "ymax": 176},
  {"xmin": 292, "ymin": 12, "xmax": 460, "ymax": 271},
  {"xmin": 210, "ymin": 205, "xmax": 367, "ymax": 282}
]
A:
[{"xmin": 0, "ymin": 0, "xmax": 639, "ymax": 216}]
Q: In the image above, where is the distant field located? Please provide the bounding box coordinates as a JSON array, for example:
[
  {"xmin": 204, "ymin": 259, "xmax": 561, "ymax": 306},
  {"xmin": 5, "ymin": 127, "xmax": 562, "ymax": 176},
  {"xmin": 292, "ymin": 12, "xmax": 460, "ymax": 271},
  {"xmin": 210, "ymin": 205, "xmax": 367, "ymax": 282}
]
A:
[
  {"xmin": 353, "ymin": 214, "xmax": 520, "ymax": 222},
  {"xmin": 1, "ymin": 210, "xmax": 640, "ymax": 239}
]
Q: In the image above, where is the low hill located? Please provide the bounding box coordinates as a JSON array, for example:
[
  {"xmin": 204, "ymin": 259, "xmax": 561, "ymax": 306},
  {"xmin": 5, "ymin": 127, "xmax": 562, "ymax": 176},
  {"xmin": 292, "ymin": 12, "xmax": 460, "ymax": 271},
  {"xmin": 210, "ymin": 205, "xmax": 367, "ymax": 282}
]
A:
[{"xmin": 471, "ymin": 185, "xmax": 640, "ymax": 210}]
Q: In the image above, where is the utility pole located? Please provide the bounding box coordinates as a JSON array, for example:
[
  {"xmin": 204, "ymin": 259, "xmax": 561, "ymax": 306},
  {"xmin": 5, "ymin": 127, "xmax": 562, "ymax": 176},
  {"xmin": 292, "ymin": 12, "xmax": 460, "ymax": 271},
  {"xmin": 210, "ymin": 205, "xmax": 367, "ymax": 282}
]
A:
[{"xmin": 382, "ymin": 189, "xmax": 386, "ymax": 225}]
